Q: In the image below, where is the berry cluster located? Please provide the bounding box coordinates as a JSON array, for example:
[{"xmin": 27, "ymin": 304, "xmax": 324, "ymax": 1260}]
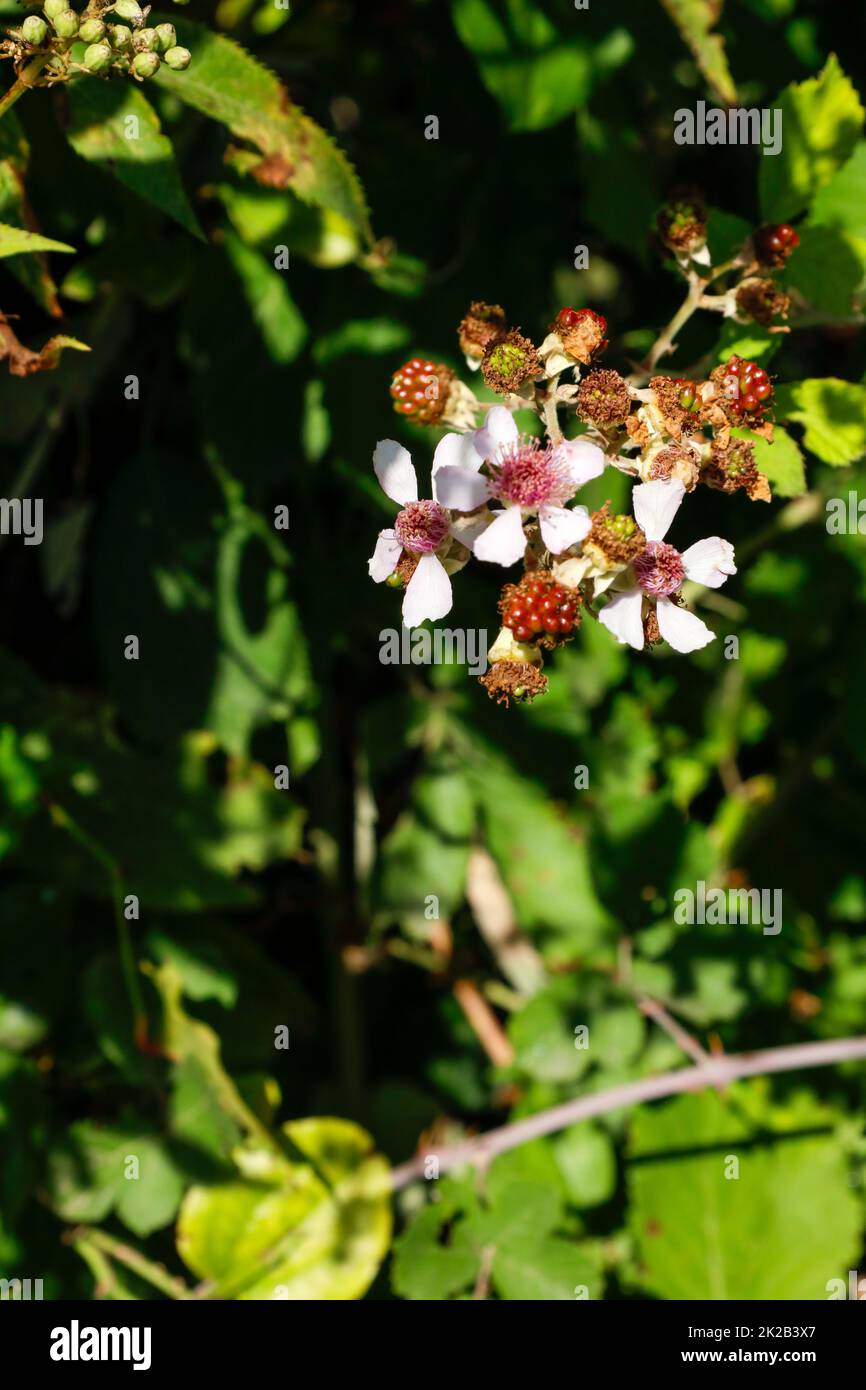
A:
[
  {"xmin": 722, "ymin": 356, "xmax": 773, "ymax": 420},
  {"xmin": 754, "ymin": 223, "xmax": 800, "ymax": 267},
  {"xmin": 7, "ymin": 0, "xmax": 191, "ymax": 86},
  {"xmin": 501, "ymin": 572, "xmax": 580, "ymax": 645},
  {"xmin": 390, "ymin": 358, "xmax": 452, "ymax": 424}
]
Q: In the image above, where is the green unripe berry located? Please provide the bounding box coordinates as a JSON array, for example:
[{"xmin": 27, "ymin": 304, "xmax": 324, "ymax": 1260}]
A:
[
  {"xmin": 22, "ymin": 14, "xmax": 49, "ymax": 43},
  {"xmin": 51, "ymin": 9, "xmax": 79, "ymax": 37},
  {"xmin": 83, "ymin": 42, "xmax": 112, "ymax": 73},
  {"xmin": 153, "ymin": 22, "xmax": 176, "ymax": 52},
  {"xmin": 43, "ymin": 0, "xmax": 67, "ymax": 18},
  {"xmin": 131, "ymin": 50, "xmax": 159, "ymax": 77},
  {"xmin": 132, "ymin": 26, "xmax": 157, "ymax": 50},
  {"xmin": 107, "ymin": 23, "xmax": 131, "ymax": 48},
  {"xmin": 79, "ymin": 17, "xmax": 106, "ymax": 42},
  {"xmin": 163, "ymin": 44, "xmax": 190, "ymax": 70},
  {"xmin": 112, "ymin": 0, "xmax": 143, "ymax": 20}
]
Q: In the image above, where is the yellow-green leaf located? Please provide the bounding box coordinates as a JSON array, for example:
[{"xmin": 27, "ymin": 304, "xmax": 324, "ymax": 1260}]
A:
[
  {"xmin": 177, "ymin": 1118, "xmax": 392, "ymax": 1300},
  {"xmin": 0, "ymin": 222, "xmax": 75, "ymax": 259},
  {"xmin": 659, "ymin": 0, "xmax": 737, "ymax": 106}
]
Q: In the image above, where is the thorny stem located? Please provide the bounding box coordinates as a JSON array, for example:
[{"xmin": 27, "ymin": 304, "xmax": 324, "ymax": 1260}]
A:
[{"xmin": 390, "ymin": 1033, "xmax": 866, "ymax": 1189}]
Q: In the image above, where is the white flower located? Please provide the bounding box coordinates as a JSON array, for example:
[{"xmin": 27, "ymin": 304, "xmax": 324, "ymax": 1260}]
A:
[
  {"xmin": 367, "ymin": 435, "xmax": 488, "ymax": 628},
  {"xmin": 469, "ymin": 406, "xmax": 605, "ymax": 567},
  {"xmin": 598, "ymin": 478, "xmax": 736, "ymax": 653}
]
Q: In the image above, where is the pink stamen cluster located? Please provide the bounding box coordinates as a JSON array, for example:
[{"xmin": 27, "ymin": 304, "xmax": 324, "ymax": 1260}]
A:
[
  {"xmin": 394, "ymin": 499, "xmax": 450, "ymax": 553},
  {"xmin": 633, "ymin": 541, "xmax": 685, "ymax": 596},
  {"xmin": 489, "ymin": 441, "xmax": 574, "ymax": 509}
]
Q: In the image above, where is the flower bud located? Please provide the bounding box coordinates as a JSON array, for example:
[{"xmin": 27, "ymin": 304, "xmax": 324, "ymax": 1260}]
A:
[
  {"xmin": 153, "ymin": 22, "xmax": 176, "ymax": 51},
  {"xmin": 112, "ymin": 0, "xmax": 143, "ymax": 20},
  {"xmin": 131, "ymin": 49, "xmax": 160, "ymax": 77},
  {"xmin": 22, "ymin": 14, "xmax": 49, "ymax": 43},
  {"xmin": 107, "ymin": 23, "xmax": 131, "ymax": 48},
  {"xmin": 132, "ymin": 26, "xmax": 157, "ymax": 50},
  {"xmin": 51, "ymin": 9, "xmax": 80, "ymax": 37},
  {"xmin": 656, "ymin": 188, "xmax": 708, "ymax": 258},
  {"xmin": 83, "ymin": 42, "xmax": 113, "ymax": 73},
  {"xmin": 43, "ymin": 0, "xmax": 67, "ymax": 17},
  {"xmin": 163, "ymin": 44, "xmax": 191, "ymax": 70},
  {"xmin": 79, "ymin": 17, "xmax": 106, "ymax": 42}
]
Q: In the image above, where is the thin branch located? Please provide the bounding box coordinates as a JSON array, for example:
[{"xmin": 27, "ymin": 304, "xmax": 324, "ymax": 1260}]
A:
[
  {"xmin": 69, "ymin": 1228, "xmax": 190, "ymax": 1300},
  {"xmin": 390, "ymin": 1033, "xmax": 866, "ymax": 1189},
  {"xmin": 636, "ymin": 993, "xmax": 710, "ymax": 1066},
  {"xmin": 453, "ymin": 978, "xmax": 514, "ymax": 1068}
]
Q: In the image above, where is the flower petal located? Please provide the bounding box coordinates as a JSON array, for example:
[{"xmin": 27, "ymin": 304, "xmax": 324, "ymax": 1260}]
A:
[
  {"xmin": 557, "ymin": 438, "xmax": 606, "ymax": 489},
  {"xmin": 367, "ymin": 529, "xmax": 402, "ymax": 583},
  {"xmin": 472, "ymin": 505, "xmax": 527, "ymax": 566},
  {"xmin": 373, "ymin": 440, "xmax": 418, "ymax": 505},
  {"xmin": 433, "ymin": 465, "xmax": 490, "ymax": 511},
  {"xmin": 538, "ymin": 504, "xmax": 592, "ymax": 554},
  {"xmin": 432, "ymin": 430, "xmax": 484, "ymax": 479},
  {"xmin": 402, "ymin": 552, "xmax": 452, "ymax": 628},
  {"xmin": 599, "ymin": 587, "xmax": 644, "ymax": 650},
  {"xmin": 656, "ymin": 597, "xmax": 715, "ymax": 652},
  {"xmin": 632, "ymin": 478, "xmax": 685, "ymax": 542},
  {"xmin": 473, "ymin": 405, "xmax": 518, "ymax": 461},
  {"xmin": 681, "ymin": 536, "xmax": 737, "ymax": 589}
]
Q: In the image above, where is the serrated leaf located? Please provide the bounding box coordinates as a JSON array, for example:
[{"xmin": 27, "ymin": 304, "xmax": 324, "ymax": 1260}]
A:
[
  {"xmin": 151, "ymin": 16, "xmax": 372, "ymax": 245},
  {"xmin": 733, "ymin": 425, "xmax": 806, "ymax": 498},
  {"xmin": 760, "ymin": 56, "xmax": 865, "ymax": 223},
  {"xmin": 775, "ymin": 378, "xmax": 866, "ymax": 465},
  {"xmin": 0, "ymin": 222, "xmax": 74, "ymax": 258},
  {"xmin": 66, "ymin": 79, "xmax": 203, "ymax": 239},
  {"xmin": 659, "ymin": 0, "xmax": 736, "ymax": 106},
  {"xmin": 628, "ymin": 1083, "xmax": 863, "ymax": 1299}
]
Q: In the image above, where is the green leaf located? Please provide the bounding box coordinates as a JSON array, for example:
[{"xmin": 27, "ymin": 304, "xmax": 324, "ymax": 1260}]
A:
[
  {"xmin": 659, "ymin": 0, "xmax": 737, "ymax": 106},
  {"xmin": 392, "ymin": 1201, "xmax": 478, "ymax": 1300},
  {"xmin": 47, "ymin": 1122, "xmax": 184, "ymax": 1237},
  {"xmin": 775, "ymin": 378, "xmax": 866, "ymax": 465},
  {"xmin": 733, "ymin": 425, "xmax": 807, "ymax": 497},
  {"xmin": 222, "ymin": 231, "xmax": 307, "ymax": 365},
  {"xmin": 810, "ymin": 141, "xmax": 866, "ymax": 238},
  {"xmin": 508, "ymin": 992, "xmax": 590, "ymax": 1084},
  {"xmin": 0, "ymin": 222, "xmax": 74, "ymax": 259},
  {"xmin": 628, "ymin": 1083, "xmax": 863, "ymax": 1299},
  {"xmin": 176, "ymin": 1118, "xmax": 391, "ymax": 1299},
  {"xmin": 552, "ymin": 1124, "xmax": 617, "ymax": 1208},
  {"xmin": 152, "ymin": 16, "xmax": 372, "ymax": 246},
  {"xmin": 0, "ymin": 113, "xmax": 64, "ymax": 314},
  {"xmin": 66, "ymin": 79, "xmax": 203, "ymax": 239},
  {"xmin": 464, "ymin": 1179, "xmax": 604, "ymax": 1300},
  {"xmin": 148, "ymin": 961, "xmax": 276, "ymax": 1154},
  {"xmin": 760, "ymin": 56, "xmax": 865, "ymax": 223},
  {"xmin": 785, "ymin": 224, "xmax": 866, "ymax": 317},
  {"xmin": 470, "ymin": 755, "xmax": 611, "ymax": 954},
  {"xmin": 452, "ymin": 0, "xmax": 593, "ymax": 132}
]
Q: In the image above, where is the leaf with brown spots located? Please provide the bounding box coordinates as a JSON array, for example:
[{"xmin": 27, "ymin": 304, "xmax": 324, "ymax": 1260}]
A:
[{"xmin": 152, "ymin": 16, "xmax": 372, "ymax": 248}]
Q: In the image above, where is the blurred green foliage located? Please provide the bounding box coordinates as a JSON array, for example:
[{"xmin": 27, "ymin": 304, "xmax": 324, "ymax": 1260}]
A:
[{"xmin": 1, "ymin": 0, "xmax": 866, "ymax": 1301}]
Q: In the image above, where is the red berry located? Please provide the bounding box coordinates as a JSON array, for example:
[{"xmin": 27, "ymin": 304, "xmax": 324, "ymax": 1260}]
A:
[
  {"xmin": 754, "ymin": 223, "xmax": 800, "ymax": 266},
  {"xmin": 389, "ymin": 358, "xmax": 453, "ymax": 424}
]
